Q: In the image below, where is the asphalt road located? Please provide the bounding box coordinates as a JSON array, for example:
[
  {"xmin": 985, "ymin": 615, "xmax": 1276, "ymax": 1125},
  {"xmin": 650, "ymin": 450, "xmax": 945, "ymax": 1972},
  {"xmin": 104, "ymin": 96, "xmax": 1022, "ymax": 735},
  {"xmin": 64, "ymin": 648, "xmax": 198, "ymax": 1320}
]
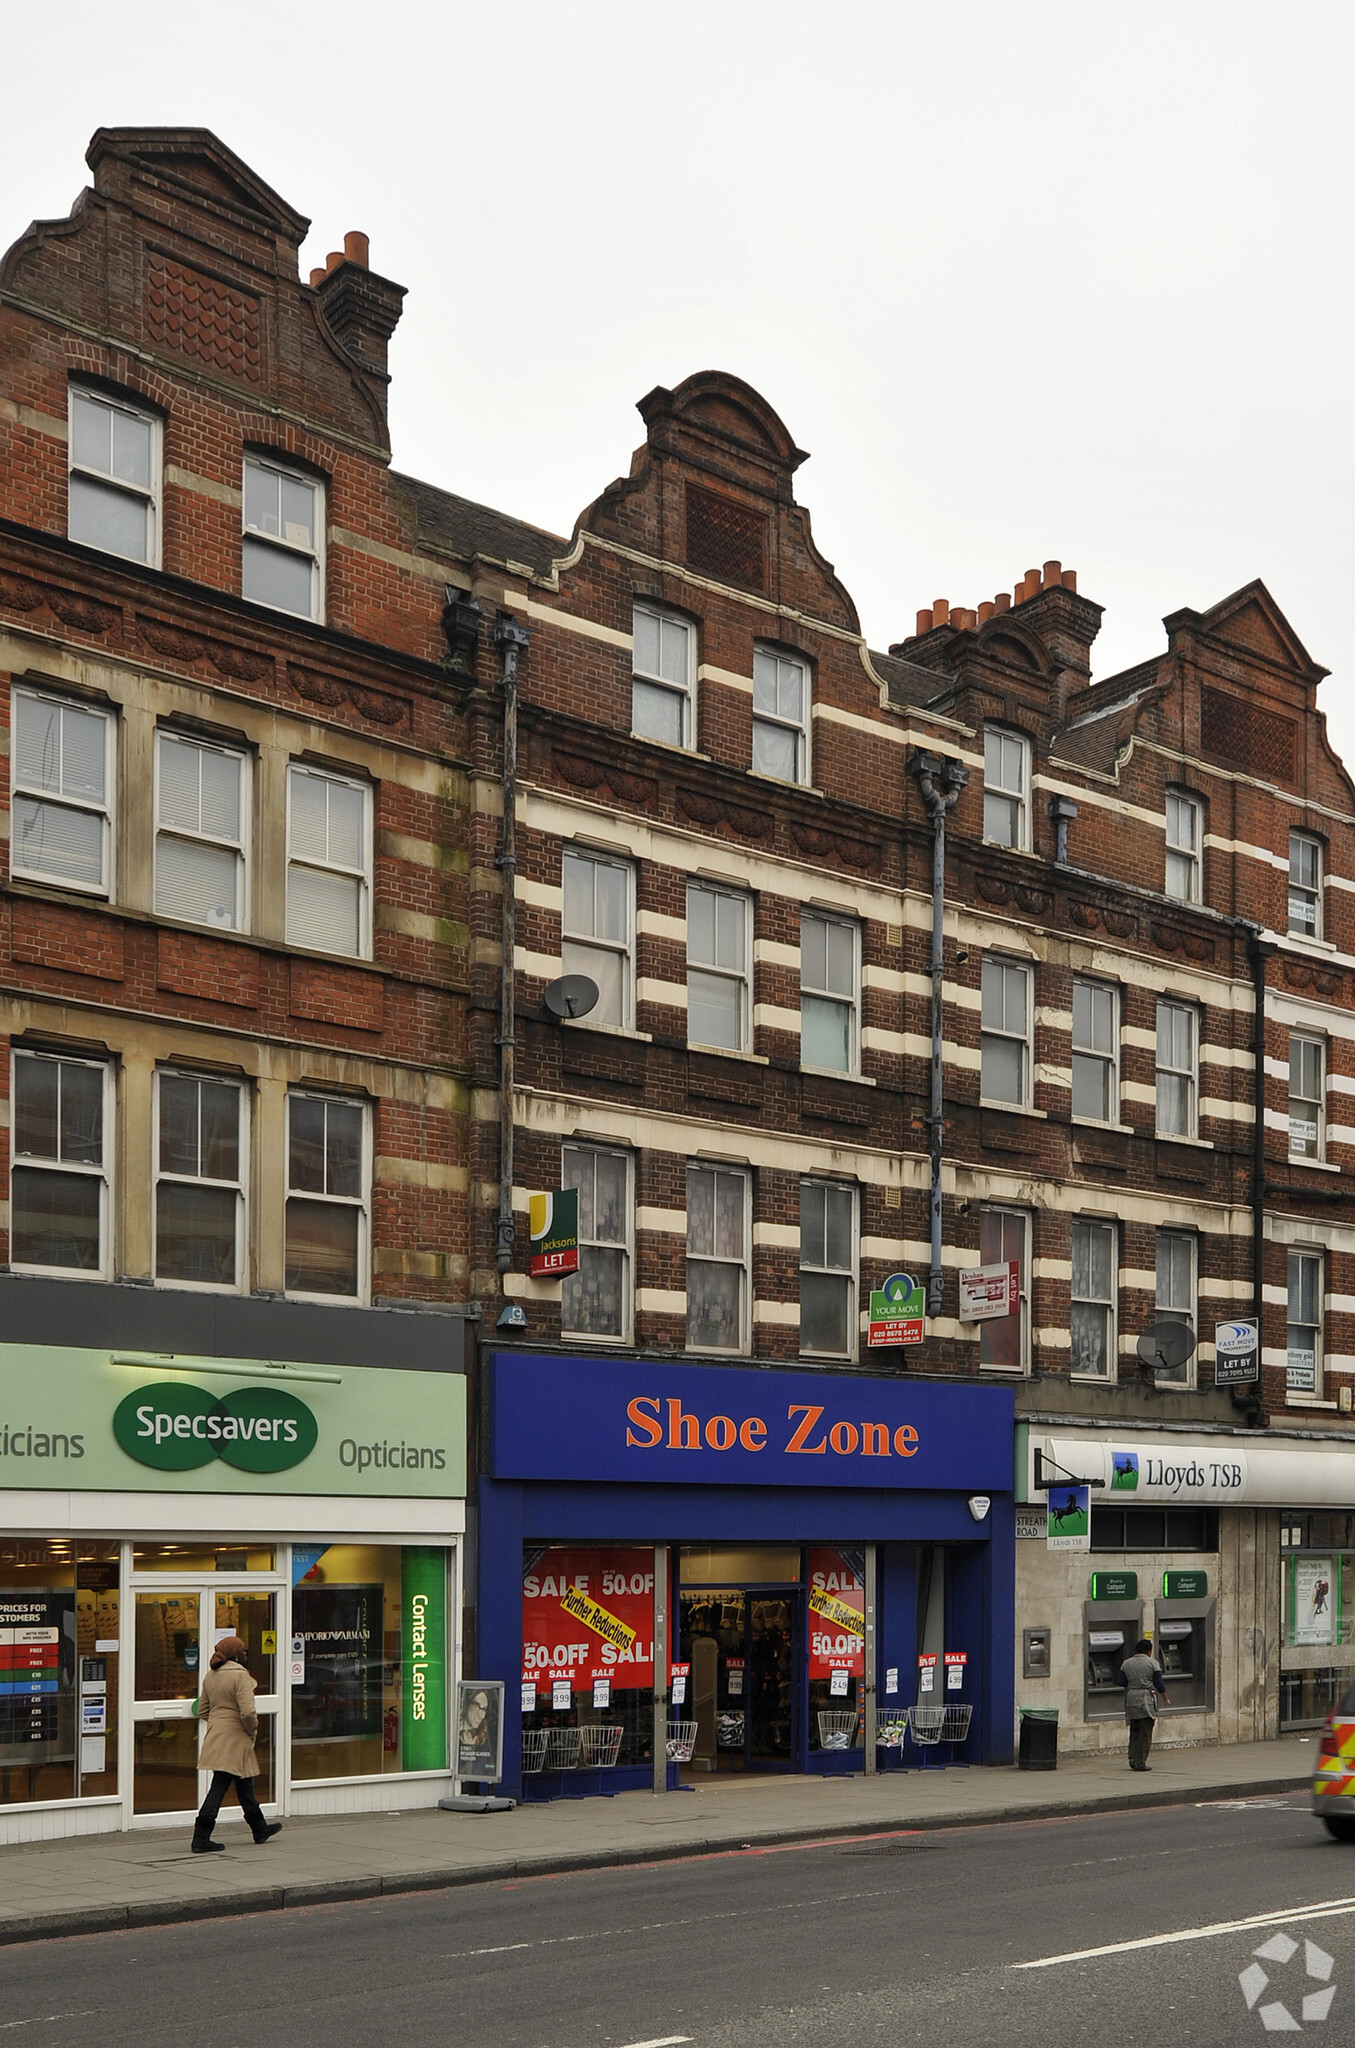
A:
[{"xmin": 5, "ymin": 1791, "xmax": 1353, "ymax": 2045}]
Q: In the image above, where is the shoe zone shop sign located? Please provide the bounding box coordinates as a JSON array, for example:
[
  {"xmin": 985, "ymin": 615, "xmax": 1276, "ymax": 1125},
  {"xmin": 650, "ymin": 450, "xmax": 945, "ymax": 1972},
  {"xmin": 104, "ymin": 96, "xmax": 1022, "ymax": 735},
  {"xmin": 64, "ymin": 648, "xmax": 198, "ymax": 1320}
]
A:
[
  {"xmin": 0, "ymin": 1342, "xmax": 465, "ymax": 1497},
  {"xmin": 489, "ymin": 1353, "xmax": 1012, "ymax": 1491}
]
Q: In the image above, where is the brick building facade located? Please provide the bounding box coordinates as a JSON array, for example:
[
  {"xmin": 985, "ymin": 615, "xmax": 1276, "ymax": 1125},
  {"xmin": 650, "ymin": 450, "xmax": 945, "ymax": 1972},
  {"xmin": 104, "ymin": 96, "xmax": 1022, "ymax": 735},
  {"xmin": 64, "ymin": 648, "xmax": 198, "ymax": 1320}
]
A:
[
  {"xmin": 0, "ymin": 130, "xmax": 478, "ymax": 1835},
  {"xmin": 4, "ymin": 130, "xmax": 1352, "ymax": 1825}
]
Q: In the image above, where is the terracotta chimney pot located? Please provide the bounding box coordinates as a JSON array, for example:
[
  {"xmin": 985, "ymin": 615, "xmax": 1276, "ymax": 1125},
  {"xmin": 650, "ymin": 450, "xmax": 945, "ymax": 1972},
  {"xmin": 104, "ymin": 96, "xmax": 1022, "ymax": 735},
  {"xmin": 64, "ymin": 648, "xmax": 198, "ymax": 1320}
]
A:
[
  {"xmin": 325, "ymin": 250, "xmax": 343, "ymax": 274},
  {"xmin": 309, "ymin": 267, "xmax": 326, "ymax": 288},
  {"xmin": 343, "ymin": 231, "xmax": 370, "ymax": 268},
  {"xmin": 993, "ymin": 592, "xmax": 1011, "ymax": 613},
  {"xmin": 1062, "ymin": 569, "xmax": 1078, "ymax": 593},
  {"xmin": 978, "ymin": 600, "xmax": 994, "ymax": 624},
  {"xmin": 932, "ymin": 599, "xmax": 950, "ymax": 628},
  {"xmin": 1042, "ymin": 560, "xmax": 1062, "ymax": 587},
  {"xmin": 916, "ymin": 609, "xmax": 933, "ymax": 635}
]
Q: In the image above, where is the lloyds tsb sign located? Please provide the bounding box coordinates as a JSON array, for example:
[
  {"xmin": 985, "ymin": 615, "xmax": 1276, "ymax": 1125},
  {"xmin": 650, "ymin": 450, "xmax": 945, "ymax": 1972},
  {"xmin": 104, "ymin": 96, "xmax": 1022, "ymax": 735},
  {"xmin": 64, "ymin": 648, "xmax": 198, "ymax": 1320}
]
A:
[{"xmin": 113, "ymin": 1382, "xmax": 318, "ymax": 1473}]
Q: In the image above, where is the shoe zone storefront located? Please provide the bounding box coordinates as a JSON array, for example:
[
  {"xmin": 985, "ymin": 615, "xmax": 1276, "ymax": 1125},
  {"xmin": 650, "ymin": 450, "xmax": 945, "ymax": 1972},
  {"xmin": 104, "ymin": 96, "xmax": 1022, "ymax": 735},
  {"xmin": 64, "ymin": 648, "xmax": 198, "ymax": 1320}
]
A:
[
  {"xmin": 477, "ymin": 1353, "xmax": 1015, "ymax": 1798},
  {"xmin": 0, "ymin": 1282, "xmax": 466, "ymax": 1843}
]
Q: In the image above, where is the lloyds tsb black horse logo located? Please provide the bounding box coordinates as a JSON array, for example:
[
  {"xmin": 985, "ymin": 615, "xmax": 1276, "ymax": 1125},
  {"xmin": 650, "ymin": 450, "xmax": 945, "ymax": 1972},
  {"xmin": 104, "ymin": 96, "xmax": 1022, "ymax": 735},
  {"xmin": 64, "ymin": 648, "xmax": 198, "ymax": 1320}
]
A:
[
  {"xmin": 1114, "ymin": 1457, "xmax": 1137, "ymax": 1484},
  {"xmin": 1049, "ymin": 1492, "xmax": 1084, "ymax": 1532}
]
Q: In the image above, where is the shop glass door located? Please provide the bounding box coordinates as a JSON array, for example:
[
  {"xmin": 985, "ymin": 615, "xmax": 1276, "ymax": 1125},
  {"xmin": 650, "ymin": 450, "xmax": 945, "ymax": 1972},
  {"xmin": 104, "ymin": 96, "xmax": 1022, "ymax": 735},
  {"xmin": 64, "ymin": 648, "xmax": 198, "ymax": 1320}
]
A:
[
  {"xmin": 680, "ymin": 1587, "xmax": 799, "ymax": 1772},
  {"xmin": 131, "ymin": 1588, "xmax": 278, "ymax": 1815}
]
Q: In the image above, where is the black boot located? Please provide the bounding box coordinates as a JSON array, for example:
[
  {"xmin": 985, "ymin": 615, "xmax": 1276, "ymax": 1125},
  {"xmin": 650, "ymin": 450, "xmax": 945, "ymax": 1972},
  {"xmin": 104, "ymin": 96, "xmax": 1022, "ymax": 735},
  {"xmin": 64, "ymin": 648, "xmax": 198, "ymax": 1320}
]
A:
[
  {"xmin": 191, "ymin": 1822, "xmax": 224, "ymax": 1853},
  {"xmin": 252, "ymin": 1821, "xmax": 282, "ymax": 1845}
]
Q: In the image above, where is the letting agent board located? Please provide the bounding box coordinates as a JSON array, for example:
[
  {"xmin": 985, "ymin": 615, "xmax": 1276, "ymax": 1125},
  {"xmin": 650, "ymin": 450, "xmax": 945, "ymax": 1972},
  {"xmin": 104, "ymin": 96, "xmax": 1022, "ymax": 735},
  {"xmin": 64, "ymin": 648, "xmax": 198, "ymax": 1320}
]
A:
[{"xmin": 867, "ymin": 1273, "xmax": 925, "ymax": 1348}]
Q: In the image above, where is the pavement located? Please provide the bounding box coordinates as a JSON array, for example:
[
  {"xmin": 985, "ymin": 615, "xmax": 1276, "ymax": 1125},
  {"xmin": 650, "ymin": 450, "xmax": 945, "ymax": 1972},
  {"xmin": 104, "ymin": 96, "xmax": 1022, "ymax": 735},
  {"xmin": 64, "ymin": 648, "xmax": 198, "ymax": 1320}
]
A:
[{"xmin": 0, "ymin": 1733, "xmax": 1317, "ymax": 1947}]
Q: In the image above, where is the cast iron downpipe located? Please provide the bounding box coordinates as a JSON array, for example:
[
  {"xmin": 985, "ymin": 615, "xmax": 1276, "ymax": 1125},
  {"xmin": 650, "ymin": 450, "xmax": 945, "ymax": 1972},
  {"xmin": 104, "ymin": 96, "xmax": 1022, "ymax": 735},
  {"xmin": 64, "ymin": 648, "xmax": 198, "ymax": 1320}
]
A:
[
  {"xmin": 1247, "ymin": 925, "xmax": 1276, "ymax": 1346},
  {"xmin": 494, "ymin": 612, "xmax": 531, "ymax": 1275},
  {"xmin": 907, "ymin": 750, "xmax": 970, "ymax": 1318}
]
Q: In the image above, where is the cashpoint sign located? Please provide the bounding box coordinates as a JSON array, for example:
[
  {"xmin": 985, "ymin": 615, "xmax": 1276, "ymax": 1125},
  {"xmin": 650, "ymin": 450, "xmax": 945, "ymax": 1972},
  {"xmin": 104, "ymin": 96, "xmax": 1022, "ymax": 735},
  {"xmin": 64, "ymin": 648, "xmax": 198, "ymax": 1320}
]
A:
[
  {"xmin": 1089, "ymin": 1571, "xmax": 1138, "ymax": 1601},
  {"xmin": 1163, "ymin": 1570, "xmax": 1208, "ymax": 1599}
]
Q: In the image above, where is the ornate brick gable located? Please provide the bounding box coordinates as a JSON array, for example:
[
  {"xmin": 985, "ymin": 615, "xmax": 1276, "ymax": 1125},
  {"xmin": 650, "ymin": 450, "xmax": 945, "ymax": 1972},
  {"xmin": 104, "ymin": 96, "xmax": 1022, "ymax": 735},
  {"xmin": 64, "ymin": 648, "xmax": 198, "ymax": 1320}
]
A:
[{"xmin": 144, "ymin": 256, "xmax": 262, "ymax": 380}]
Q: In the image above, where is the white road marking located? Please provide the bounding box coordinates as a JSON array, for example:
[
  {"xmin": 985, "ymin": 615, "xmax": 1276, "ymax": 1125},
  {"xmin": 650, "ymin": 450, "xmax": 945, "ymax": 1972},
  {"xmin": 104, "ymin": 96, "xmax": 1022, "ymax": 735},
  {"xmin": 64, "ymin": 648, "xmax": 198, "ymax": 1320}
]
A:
[
  {"xmin": 614, "ymin": 2038, "xmax": 692, "ymax": 2048},
  {"xmin": 466, "ymin": 1943, "xmax": 532, "ymax": 1955},
  {"xmin": 1017, "ymin": 1893, "xmax": 1355, "ymax": 1969},
  {"xmin": 0, "ymin": 2020, "xmax": 98, "ymax": 2033},
  {"xmin": 441, "ymin": 1887, "xmax": 890, "ymax": 1961}
]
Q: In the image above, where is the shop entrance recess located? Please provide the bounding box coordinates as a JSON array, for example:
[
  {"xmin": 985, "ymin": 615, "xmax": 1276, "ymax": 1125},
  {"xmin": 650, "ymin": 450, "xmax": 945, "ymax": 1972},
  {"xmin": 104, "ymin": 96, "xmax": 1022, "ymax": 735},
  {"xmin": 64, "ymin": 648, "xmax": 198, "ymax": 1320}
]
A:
[
  {"xmin": 130, "ymin": 1569, "xmax": 282, "ymax": 1822},
  {"xmin": 679, "ymin": 1584, "xmax": 802, "ymax": 1772}
]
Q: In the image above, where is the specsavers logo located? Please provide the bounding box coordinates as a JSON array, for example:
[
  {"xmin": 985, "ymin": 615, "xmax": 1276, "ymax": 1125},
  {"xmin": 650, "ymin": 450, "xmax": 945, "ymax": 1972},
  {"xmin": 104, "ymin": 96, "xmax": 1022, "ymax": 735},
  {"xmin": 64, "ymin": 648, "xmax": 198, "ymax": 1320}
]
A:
[{"xmin": 113, "ymin": 1381, "xmax": 318, "ymax": 1474}]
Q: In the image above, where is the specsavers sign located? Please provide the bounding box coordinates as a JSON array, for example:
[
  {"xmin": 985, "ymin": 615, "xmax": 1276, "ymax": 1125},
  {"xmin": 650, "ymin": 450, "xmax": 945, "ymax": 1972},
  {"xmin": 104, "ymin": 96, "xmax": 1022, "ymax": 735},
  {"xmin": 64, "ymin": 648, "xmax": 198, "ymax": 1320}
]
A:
[{"xmin": 0, "ymin": 1342, "xmax": 465, "ymax": 1497}]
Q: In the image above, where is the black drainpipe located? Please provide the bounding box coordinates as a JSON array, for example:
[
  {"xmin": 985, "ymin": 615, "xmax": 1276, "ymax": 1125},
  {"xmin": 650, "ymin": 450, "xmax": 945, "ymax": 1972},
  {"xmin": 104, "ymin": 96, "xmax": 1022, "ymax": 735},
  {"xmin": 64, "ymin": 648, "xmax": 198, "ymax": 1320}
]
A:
[
  {"xmin": 493, "ymin": 612, "xmax": 531, "ymax": 1277},
  {"xmin": 1245, "ymin": 924, "xmax": 1275, "ymax": 1418},
  {"xmin": 907, "ymin": 750, "xmax": 970, "ymax": 1318}
]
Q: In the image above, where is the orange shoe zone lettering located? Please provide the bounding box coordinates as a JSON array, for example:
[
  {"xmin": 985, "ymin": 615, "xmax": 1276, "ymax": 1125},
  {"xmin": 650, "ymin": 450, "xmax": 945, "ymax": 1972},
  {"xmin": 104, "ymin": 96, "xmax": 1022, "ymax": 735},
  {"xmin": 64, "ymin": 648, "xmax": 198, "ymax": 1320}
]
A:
[{"xmin": 625, "ymin": 1395, "xmax": 919, "ymax": 1460}]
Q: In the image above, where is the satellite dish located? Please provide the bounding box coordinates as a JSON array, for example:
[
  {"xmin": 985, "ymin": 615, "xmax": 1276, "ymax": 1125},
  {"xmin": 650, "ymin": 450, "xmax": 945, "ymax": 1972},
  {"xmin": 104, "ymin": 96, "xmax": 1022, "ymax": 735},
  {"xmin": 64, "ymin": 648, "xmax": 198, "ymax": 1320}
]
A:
[
  {"xmin": 542, "ymin": 974, "xmax": 599, "ymax": 1021},
  {"xmin": 1136, "ymin": 1321, "xmax": 1197, "ymax": 1375}
]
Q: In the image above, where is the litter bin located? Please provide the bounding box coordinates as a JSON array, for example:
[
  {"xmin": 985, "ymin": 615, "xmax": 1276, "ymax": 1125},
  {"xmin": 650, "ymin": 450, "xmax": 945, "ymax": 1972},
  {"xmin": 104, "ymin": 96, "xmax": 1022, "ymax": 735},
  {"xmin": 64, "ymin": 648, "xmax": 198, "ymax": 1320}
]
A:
[{"xmin": 1018, "ymin": 1707, "xmax": 1058, "ymax": 1770}]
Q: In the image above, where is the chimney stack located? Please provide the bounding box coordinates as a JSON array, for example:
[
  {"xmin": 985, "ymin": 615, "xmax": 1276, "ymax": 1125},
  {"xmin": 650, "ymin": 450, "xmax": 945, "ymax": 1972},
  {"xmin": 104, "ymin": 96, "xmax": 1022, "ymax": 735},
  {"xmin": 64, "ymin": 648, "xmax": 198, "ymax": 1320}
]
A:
[{"xmin": 314, "ymin": 230, "xmax": 406, "ymax": 383}]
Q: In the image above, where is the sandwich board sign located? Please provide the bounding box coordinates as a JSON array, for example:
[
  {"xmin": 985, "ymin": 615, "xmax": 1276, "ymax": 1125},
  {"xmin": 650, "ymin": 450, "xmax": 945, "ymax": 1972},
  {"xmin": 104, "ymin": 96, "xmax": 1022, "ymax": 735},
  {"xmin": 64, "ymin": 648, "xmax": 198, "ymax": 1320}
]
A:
[{"xmin": 867, "ymin": 1272, "xmax": 925, "ymax": 1348}]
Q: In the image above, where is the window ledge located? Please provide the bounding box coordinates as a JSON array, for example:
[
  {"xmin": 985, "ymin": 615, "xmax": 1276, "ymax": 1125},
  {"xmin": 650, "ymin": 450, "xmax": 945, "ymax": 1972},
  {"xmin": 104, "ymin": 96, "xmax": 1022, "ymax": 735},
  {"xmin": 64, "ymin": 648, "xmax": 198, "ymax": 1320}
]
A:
[
  {"xmin": 629, "ymin": 735, "xmax": 712, "ymax": 763},
  {"xmin": 688, "ymin": 1043, "xmax": 770, "ymax": 1066},
  {"xmin": 1289, "ymin": 1154, "xmax": 1341, "ymax": 1173},
  {"xmin": 981, "ymin": 839, "xmax": 1038, "ymax": 859},
  {"xmin": 801, "ymin": 1065, "xmax": 877, "ymax": 1087},
  {"xmin": 1070, "ymin": 1373, "xmax": 1119, "ymax": 1385},
  {"xmin": 1153, "ymin": 1379, "xmax": 1198, "ymax": 1392},
  {"xmin": 979, "ymin": 1366, "xmax": 1030, "ymax": 1378},
  {"xmin": 1071, "ymin": 1118, "xmax": 1137, "ymax": 1135},
  {"xmin": 980, "ymin": 1099, "xmax": 1048, "ymax": 1120},
  {"xmin": 1286, "ymin": 1394, "xmax": 1339, "ymax": 1410},
  {"xmin": 563, "ymin": 1019, "xmax": 654, "ymax": 1043},
  {"xmin": 746, "ymin": 769, "xmax": 824, "ymax": 799},
  {"xmin": 1155, "ymin": 1131, "xmax": 1214, "ymax": 1150},
  {"xmin": 1284, "ymin": 933, "xmax": 1336, "ymax": 956}
]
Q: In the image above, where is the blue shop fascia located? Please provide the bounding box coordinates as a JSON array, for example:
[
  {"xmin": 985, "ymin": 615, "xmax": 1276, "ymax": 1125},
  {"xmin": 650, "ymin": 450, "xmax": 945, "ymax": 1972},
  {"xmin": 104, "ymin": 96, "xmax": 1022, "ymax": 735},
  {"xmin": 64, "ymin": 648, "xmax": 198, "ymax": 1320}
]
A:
[{"xmin": 475, "ymin": 1351, "xmax": 1015, "ymax": 1797}]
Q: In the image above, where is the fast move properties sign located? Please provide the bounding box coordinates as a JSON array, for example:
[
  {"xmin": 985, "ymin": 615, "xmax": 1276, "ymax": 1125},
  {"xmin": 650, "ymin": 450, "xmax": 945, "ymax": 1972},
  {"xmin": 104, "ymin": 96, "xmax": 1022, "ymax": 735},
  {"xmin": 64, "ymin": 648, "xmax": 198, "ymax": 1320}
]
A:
[{"xmin": 0, "ymin": 1342, "xmax": 465, "ymax": 1496}]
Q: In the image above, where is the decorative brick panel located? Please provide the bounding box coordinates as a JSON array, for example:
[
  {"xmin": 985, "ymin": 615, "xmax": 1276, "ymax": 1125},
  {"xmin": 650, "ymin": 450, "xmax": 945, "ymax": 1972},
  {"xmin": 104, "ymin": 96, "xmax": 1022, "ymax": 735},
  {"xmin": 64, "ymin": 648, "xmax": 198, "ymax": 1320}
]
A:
[
  {"xmin": 11, "ymin": 901, "xmax": 124, "ymax": 980},
  {"xmin": 1201, "ymin": 685, "xmax": 1297, "ymax": 786},
  {"xmin": 144, "ymin": 257, "xmax": 262, "ymax": 380},
  {"xmin": 289, "ymin": 959, "xmax": 385, "ymax": 1033},
  {"xmin": 156, "ymin": 930, "xmax": 259, "ymax": 1008},
  {"xmin": 685, "ymin": 482, "xmax": 767, "ymax": 591}
]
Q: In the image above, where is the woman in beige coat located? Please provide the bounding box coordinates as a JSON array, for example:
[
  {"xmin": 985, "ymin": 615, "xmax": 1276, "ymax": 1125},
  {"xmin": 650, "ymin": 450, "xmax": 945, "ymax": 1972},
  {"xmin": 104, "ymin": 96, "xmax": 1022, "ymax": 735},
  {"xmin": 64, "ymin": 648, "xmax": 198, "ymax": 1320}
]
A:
[{"xmin": 191, "ymin": 1635, "xmax": 282, "ymax": 1851}]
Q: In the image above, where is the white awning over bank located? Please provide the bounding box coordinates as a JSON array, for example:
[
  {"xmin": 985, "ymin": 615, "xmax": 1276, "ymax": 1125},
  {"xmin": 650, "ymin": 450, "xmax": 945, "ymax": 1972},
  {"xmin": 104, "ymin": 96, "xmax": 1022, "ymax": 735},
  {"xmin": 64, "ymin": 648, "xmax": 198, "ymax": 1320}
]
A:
[{"xmin": 1029, "ymin": 1431, "xmax": 1355, "ymax": 1509}]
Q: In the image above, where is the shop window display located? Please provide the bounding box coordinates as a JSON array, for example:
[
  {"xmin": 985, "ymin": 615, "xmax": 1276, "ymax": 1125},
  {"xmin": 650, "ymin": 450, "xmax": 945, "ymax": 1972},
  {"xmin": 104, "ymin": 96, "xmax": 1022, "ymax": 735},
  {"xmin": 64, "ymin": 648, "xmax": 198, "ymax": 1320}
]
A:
[
  {"xmin": 290, "ymin": 1545, "xmax": 447, "ymax": 1780},
  {"xmin": 521, "ymin": 1547, "xmax": 657, "ymax": 1771},
  {"xmin": 1281, "ymin": 1538, "xmax": 1355, "ymax": 1727},
  {"xmin": 0, "ymin": 1539, "xmax": 119, "ymax": 1807}
]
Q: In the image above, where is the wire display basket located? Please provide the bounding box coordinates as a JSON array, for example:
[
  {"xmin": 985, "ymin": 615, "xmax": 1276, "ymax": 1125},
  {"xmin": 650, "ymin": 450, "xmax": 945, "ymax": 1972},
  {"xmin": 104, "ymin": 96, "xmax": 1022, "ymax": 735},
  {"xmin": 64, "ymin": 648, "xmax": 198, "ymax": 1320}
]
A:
[
  {"xmin": 579, "ymin": 1724, "xmax": 623, "ymax": 1768},
  {"xmin": 909, "ymin": 1704, "xmax": 945, "ymax": 1746},
  {"xmin": 521, "ymin": 1728, "xmax": 548, "ymax": 1774},
  {"xmin": 716, "ymin": 1711, "xmax": 746, "ymax": 1750},
  {"xmin": 817, "ymin": 1710, "xmax": 862, "ymax": 1751},
  {"xmin": 941, "ymin": 1704, "xmax": 973, "ymax": 1746},
  {"xmin": 666, "ymin": 1720, "xmax": 698, "ymax": 1762},
  {"xmin": 875, "ymin": 1713, "xmax": 910, "ymax": 1749},
  {"xmin": 544, "ymin": 1727, "xmax": 582, "ymax": 1770}
]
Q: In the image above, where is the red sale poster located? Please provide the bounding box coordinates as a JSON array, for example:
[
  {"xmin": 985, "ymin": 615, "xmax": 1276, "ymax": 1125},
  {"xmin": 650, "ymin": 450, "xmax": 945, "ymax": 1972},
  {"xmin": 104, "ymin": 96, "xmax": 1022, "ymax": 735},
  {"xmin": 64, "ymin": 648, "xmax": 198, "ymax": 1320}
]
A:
[
  {"xmin": 807, "ymin": 1547, "xmax": 865, "ymax": 1681},
  {"xmin": 521, "ymin": 1547, "xmax": 656, "ymax": 1687}
]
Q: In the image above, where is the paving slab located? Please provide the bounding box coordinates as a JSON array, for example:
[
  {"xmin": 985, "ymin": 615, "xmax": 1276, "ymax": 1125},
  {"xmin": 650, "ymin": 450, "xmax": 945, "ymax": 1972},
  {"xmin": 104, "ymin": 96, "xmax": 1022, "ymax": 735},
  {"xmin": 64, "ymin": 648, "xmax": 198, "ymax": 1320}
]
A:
[{"xmin": 0, "ymin": 1734, "xmax": 1318, "ymax": 1945}]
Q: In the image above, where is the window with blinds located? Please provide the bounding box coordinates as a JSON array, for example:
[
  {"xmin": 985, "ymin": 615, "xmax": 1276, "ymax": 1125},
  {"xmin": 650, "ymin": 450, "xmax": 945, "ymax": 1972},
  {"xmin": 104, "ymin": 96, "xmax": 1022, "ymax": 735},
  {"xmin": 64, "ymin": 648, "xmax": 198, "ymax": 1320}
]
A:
[
  {"xmin": 154, "ymin": 732, "xmax": 247, "ymax": 929},
  {"xmin": 286, "ymin": 766, "xmax": 371, "ymax": 957},
  {"xmin": 11, "ymin": 689, "xmax": 114, "ymax": 894}
]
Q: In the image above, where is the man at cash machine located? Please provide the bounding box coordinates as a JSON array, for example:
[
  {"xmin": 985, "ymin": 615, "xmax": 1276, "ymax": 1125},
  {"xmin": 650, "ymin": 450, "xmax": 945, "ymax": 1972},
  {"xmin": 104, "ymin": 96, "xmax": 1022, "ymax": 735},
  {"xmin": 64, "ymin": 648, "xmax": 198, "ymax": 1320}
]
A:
[{"xmin": 1118, "ymin": 1637, "xmax": 1170, "ymax": 1772}]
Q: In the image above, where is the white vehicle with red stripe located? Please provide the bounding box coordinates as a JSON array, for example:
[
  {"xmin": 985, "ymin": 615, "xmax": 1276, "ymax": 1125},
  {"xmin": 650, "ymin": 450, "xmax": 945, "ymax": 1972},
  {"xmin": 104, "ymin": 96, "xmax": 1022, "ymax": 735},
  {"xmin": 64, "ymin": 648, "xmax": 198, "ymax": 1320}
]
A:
[{"xmin": 1312, "ymin": 1683, "xmax": 1355, "ymax": 1839}]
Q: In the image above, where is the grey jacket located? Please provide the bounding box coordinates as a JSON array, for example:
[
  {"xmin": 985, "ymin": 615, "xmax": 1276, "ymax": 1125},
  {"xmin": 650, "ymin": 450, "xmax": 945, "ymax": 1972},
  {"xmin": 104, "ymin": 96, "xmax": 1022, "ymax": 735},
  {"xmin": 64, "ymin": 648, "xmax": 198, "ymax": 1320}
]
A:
[{"xmin": 1119, "ymin": 1651, "xmax": 1167, "ymax": 1722}]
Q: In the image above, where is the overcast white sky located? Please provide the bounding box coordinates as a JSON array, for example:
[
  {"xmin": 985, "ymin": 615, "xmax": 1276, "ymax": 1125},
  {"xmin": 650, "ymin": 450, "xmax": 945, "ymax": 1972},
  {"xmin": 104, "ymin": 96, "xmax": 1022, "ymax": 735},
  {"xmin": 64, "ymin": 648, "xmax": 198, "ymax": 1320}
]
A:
[{"xmin": 4, "ymin": 3, "xmax": 1352, "ymax": 750}]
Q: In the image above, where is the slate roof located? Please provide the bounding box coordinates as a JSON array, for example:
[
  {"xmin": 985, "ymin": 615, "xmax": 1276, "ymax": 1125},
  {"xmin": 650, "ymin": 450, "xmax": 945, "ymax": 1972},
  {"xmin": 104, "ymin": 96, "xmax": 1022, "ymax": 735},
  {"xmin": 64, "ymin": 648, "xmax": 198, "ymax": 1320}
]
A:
[{"xmin": 392, "ymin": 471, "xmax": 568, "ymax": 577}]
